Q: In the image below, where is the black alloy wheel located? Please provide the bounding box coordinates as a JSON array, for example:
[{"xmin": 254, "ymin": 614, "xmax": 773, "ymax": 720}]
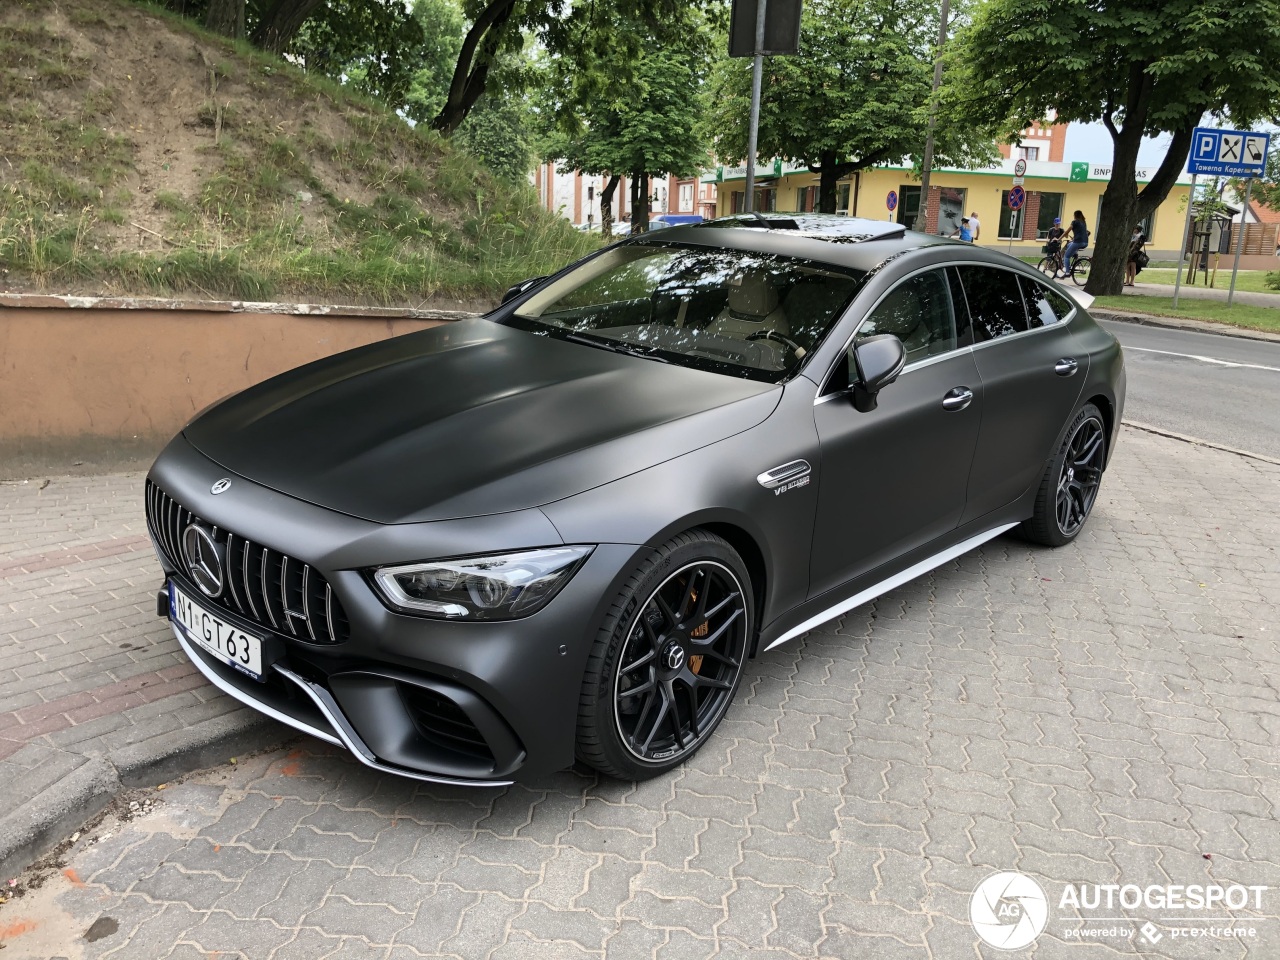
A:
[
  {"xmin": 1022, "ymin": 403, "xmax": 1107, "ymax": 546},
  {"xmin": 577, "ymin": 531, "xmax": 752, "ymax": 779},
  {"xmin": 1055, "ymin": 413, "xmax": 1106, "ymax": 537}
]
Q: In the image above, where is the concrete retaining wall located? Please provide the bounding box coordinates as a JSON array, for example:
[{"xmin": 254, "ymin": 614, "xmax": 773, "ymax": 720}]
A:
[{"xmin": 0, "ymin": 294, "xmax": 473, "ymax": 470}]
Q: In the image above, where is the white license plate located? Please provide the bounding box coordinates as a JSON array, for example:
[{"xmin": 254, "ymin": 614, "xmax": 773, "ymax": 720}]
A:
[{"xmin": 170, "ymin": 581, "xmax": 265, "ymax": 680}]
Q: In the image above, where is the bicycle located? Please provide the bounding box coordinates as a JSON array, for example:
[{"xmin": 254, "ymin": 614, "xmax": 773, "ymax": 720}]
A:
[{"xmin": 1037, "ymin": 244, "xmax": 1090, "ymax": 286}]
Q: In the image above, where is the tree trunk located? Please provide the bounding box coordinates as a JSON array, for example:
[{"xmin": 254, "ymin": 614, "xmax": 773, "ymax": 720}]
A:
[
  {"xmin": 632, "ymin": 173, "xmax": 650, "ymax": 232},
  {"xmin": 600, "ymin": 174, "xmax": 619, "ymax": 239},
  {"xmin": 430, "ymin": 0, "xmax": 517, "ymax": 134},
  {"xmin": 204, "ymin": 0, "xmax": 245, "ymax": 39},
  {"xmin": 250, "ymin": 0, "xmax": 324, "ymax": 54},
  {"xmin": 817, "ymin": 151, "xmax": 840, "ymax": 213}
]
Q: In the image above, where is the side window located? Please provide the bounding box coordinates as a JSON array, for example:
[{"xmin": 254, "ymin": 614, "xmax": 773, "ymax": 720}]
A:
[
  {"xmin": 1018, "ymin": 275, "xmax": 1077, "ymax": 328},
  {"xmin": 855, "ymin": 270, "xmax": 957, "ymax": 365},
  {"xmin": 958, "ymin": 266, "xmax": 1029, "ymax": 342},
  {"xmin": 947, "ymin": 267, "xmax": 973, "ymax": 346}
]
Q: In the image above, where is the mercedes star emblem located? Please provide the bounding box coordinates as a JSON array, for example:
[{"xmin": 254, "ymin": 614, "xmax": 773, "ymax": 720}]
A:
[
  {"xmin": 211, "ymin": 478, "xmax": 232, "ymax": 495},
  {"xmin": 181, "ymin": 524, "xmax": 225, "ymax": 598}
]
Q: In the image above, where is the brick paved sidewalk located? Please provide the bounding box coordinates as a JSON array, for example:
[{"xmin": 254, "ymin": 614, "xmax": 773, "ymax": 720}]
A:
[
  {"xmin": 0, "ymin": 427, "xmax": 1277, "ymax": 958},
  {"xmin": 0, "ymin": 475, "xmax": 281, "ymax": 875}
]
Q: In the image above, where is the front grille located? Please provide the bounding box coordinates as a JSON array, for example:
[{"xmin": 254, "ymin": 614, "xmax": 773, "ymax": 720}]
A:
[
  {"xmin": 400, "ymin": 684, "xmax": 495, "ymax": 762},
  {"xmin": 146, "ymin": 480, "xmax": 350, "ymax": 644}
]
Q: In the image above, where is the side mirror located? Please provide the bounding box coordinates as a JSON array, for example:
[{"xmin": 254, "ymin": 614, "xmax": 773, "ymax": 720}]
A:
[
  {"xmin": 501, "ymin": 276, "xmax": 548, "ymax": 305},
  {"xmin": 851, "ymin": 335, "xmax": 905, "ymax": 412}
]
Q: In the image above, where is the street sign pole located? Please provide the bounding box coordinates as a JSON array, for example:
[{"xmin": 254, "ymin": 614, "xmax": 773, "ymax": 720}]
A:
[
  {"xmin": 743, "ymin": 0, "xmax": 767, "ymax": 214},
  {"xmin": 1172, "ymin": 173, "xmax": 1197, "ymax": 309},
  {"xmin": 1007, "ymin": 211, "xmax": 1017, "ymax": 254},
  {"xmin": 1227, "ymin": 178, "xmax": 1253, "ymax": 307}
]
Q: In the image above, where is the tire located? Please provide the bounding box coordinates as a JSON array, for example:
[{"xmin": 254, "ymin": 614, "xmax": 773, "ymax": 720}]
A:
[
  {"xmin": 1071, "ymin": 257, "xmax": 1091, "ymax": 286},
  {"xmin": 576, "ymin": 530, "xmax": 753, "ymax": 779},
  {"xmin": 1020, "ymin": 403, "xmax": 1107, "ymax": 547},
  {"xmin": 1036, "ymin": 257, "xmax": 1055, "ymax": 276}
]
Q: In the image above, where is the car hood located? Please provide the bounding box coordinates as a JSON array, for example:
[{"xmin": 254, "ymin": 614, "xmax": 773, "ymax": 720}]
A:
[{"xmin": 183, "ymin": 318, "xmax": 781, "ymax": 523}]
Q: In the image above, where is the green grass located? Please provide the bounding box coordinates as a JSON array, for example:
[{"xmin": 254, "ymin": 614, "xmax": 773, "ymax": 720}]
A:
[
  {"xmin": 1091, "ymin": 295, "xmax": 1280, "ymax": 334},
  {"xmin": 1134, "ymin": 268, "xmax": 1280, "ymax": 296},
  {"xmin": 0, "ymin": 0, "xmax": 600, "ymax": 304}
]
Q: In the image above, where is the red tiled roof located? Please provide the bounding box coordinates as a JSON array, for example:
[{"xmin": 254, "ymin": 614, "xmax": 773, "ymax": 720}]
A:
[{"xmin": 1252, "ymin": 201, "xmax": 1280, "ymax": 224}]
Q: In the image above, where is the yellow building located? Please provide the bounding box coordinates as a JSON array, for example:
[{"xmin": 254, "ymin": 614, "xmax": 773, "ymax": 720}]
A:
[{"xmin": 705, "ymin": 159, "xmax": 1193, "ymax": 257}]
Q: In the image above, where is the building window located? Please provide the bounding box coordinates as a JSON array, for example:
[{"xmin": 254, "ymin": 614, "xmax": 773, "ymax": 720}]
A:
[
  {"xmin": 1037, "ymin": 192, "xmax": 1065, "ymax": 239},
  {"xmin": 795, "ymin": 185, "xmax": 817, "ymax": 212},
  {"xmin": 938, "ymin": 187, "xmax": 967, "ymax": 237},
  {"xmin": 895, "ymin": 185, "xmax": 922, "ymax": 227},
  {"xmin": 730, "ymin": 187, "xmax": 776, "ymax": 213},
  {"xmin": 1018, "ymin": 146, "xmax": 1040, "ymax": 161},
  {"xmin": 836, "ymin": 182, "xmax": 851, "ymax": 214},
  {"xmin": 678, "ymin": 183, "xmax": 694, "ymax": 211}
]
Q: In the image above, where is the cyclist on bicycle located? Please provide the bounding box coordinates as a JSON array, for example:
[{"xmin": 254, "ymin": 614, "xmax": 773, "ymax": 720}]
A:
[
  {"xmin": 1057, "ymin": 210, "xmax": 1089, "ymax": 279},
  {"xmin": 1042, "ymin": 217, "xmax": 1065, "ymax": 267}
]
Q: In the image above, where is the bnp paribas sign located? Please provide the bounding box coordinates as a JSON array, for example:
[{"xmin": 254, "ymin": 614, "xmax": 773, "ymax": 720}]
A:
[{"xmin": 1070, "ymin": 162, "xmax": 1162, "ymax": 182}]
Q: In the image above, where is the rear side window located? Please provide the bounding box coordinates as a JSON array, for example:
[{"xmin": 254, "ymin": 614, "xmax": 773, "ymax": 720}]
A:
[
  {"xmin": 957, "ymin": 266, "xmax": 1028, "ymax": 342},
  {"xmin": 1019, "ymin": 275, "xmax": 1077, "ymax": 327}
]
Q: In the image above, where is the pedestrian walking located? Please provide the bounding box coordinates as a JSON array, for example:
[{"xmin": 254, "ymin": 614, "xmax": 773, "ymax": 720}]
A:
[
  {"xmin": 1125, "ymin": 226, "xmax": 1147, "ymax": 286},
  {"xmin": 968, "ymin": 211, "xmax": 982, "ymax": 241},
  {"xmin": 950, "ymin": 217, "xmax": 974, "ymax": 242},
  {"xmin": 1058, "ymin": 210, "xmax": 1089, "ymax": 278}
]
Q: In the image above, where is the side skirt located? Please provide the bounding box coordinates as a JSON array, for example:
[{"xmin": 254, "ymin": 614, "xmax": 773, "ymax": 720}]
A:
[{"xmin": 760, "ymin": 522, "xmax": 1018, "ymax": 653}]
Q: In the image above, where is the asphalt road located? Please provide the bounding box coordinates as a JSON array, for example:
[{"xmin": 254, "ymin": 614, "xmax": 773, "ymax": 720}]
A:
[{"xmin": 1099, "ymin": 319, "xmax": 1280, "ymax": 460}]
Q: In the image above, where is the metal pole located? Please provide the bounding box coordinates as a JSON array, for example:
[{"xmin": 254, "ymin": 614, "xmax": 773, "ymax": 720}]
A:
[
  {"xmin": 913, "ymin": 0, "xmax": 951, "ymax": 233},
  {"xmin": 1227, "ymin": 178, "xmax": 1253, "ymax": 307},
  {"xmin": 1172, "ymin": 173, "xmax": 1196, "ymax": 309},
  {"xmin": 1006, "ymin": 210, "xmax": 1016, "ymax": 253},
  {"xmin": 743, "ymin": 0, "xmax": 767, "ymax": 214}
]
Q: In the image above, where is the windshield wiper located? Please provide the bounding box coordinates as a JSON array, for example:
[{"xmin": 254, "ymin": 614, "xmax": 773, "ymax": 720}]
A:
[{"xmin": 563, "ymin": 333, "xmax": 670, "ymax": 362}]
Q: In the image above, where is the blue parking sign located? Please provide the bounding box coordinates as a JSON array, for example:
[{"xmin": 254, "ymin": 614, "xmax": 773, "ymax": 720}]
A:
[{"xmin": 1188, "ymin": 127, "xmax": 1270, "ymax": 177}]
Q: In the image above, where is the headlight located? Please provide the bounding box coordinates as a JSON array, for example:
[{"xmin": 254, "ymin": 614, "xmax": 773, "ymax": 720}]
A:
[{"xmin": 371, "ymin": 546, "xmax": 593, "ymax": 620}]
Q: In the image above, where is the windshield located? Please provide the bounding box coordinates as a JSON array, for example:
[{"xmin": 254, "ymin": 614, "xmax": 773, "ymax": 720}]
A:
[{"xmin": 504, "ymin": 243, "xmax": 866, "ymax": 382}]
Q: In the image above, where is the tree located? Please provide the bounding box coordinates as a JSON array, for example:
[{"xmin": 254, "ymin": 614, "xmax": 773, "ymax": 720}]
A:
[
  {"xmin": 704, "ymin": 0, "xmax": 994, "ymax": 214},
  {"xmin": 454, "ymin": 88, "xmax": 534, "ymax": 183},
  {"xmin": 1245, "ymin": 139, "xmax": 1280, "ymax": 212},
  {"xmin": 431, "ymin": 0, "xmax": 700, "ymax": 134},
  {"xmin": 539, "ymin": 16, "xmax": 711, "ymax": 234},
  {"xmin": 945, "ymin": 0, "xmax": 1280, "ymax": 296}
]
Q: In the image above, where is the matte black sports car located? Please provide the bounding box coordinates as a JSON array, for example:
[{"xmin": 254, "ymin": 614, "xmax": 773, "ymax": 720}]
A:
[{"xmin": 146, "ymin": 214, "xmax": 1125, "ymax": 785}]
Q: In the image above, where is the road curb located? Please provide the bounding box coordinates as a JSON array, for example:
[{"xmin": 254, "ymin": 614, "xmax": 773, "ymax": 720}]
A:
[
  {"xmin": 1122, "ymin": 419, "xmax": 1280, "ymax": 467},
  {"xmin": 1092, "ymin": 308, "xmax": 1280, "ymax": 344},
  {"xmin": 0, "ymin": 708, "xmax": 290, "ymax": 879}
]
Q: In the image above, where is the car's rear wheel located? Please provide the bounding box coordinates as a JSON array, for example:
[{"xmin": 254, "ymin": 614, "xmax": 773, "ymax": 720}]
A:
[
  {"xmin": 1021, "ymin": 403, "xmax": 1107, "ymax": 546},
  {"xmin": 577, "ymin": 531, "xmax": 752, "ymax": 779}
]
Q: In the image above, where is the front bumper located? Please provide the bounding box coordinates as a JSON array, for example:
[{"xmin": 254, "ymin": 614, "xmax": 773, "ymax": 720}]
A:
[{"xmin": 148, "ymin": 434, "xmax": 638, "ymax": 784}]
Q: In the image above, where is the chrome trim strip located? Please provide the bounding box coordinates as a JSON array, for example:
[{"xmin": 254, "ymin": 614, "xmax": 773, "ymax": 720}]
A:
[
  {"xmin": 168, "ymin": 621, "xmax": 344, "ymax": 748},
  {"xmin": 260, "ymin": 547, "xmax": 279, "ymax": 629},
  {"xmin": 323, "ymin": 583, "xmax": 335, "ymax": 644},
  {"xmin": 224, "ymin": 534, "xmax": 245, "ymax": 614},
  {"xmin": 273, "ymin": 665, "xmax": 514, "ymax": 787},
  {"xmin": 280, "ymin": 555, "xmax": 296, "ymax": 635},
  {"xmin": 242, "ymin": 540, "xmax": 260, "ymax": 621},
  {"xmin": 762, "ymin": 522, "xmax": 1019, "ymax": 651},
  {"xmin": 756, "ymin": 459, "xmax": 811, "ymax": 489},
  {"xmin": 300, "ymin": 565, "xmax": 317, "ymax": 641}
]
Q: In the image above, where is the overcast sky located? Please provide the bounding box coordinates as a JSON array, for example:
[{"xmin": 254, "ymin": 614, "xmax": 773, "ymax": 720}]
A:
[{"xmin": 1063, "ymin": 122, "xmax": 1175, "ymax": 166}]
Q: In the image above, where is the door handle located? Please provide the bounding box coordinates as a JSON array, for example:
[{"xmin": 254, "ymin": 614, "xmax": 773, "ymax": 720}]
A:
[
  {"xmin": 942, "ymin": 387, "xmax": 974, "ymax": 412},
  {"xmin": 1055, "ymin": 357, "xmax": 1079, "ymax": 376}
]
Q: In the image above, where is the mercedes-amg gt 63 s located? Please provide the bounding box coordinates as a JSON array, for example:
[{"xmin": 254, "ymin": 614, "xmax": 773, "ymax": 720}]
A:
[{"xmin": 146, "ymin": 214, "xmax": 1125, "ymax": 785}]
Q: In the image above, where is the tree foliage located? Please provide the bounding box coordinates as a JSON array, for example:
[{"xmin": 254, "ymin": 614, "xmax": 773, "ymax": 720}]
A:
[
  {"xmin": 538, "ymin": 12, "xmax": 712, "ymax": 232},
  {"xmin": 945, "ymin": 0, "xmax": 1280, "ymax": 295},
  {"xmin": 453, "ymin": 82, "xmax": 534, "ymax": 183},
  {"xmin": 703, "ymin": 0, "xmax": 994, "ymax": 214}
]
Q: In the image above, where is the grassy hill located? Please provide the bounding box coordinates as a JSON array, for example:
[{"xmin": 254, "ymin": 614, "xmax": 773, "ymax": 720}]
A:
[{"xmin": 0, "ymin": 0, "xmax": 595, "ymax": 306}]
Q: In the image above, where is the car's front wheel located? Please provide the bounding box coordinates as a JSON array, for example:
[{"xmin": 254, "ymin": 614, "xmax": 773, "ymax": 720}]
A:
[
  {"xmin": 576, "ymin": 530, "xmax": 753, "ymax": 779},
  {"xmin": 1021, "ymin": 402, "xmax": 1107, "ymax": 546}
]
